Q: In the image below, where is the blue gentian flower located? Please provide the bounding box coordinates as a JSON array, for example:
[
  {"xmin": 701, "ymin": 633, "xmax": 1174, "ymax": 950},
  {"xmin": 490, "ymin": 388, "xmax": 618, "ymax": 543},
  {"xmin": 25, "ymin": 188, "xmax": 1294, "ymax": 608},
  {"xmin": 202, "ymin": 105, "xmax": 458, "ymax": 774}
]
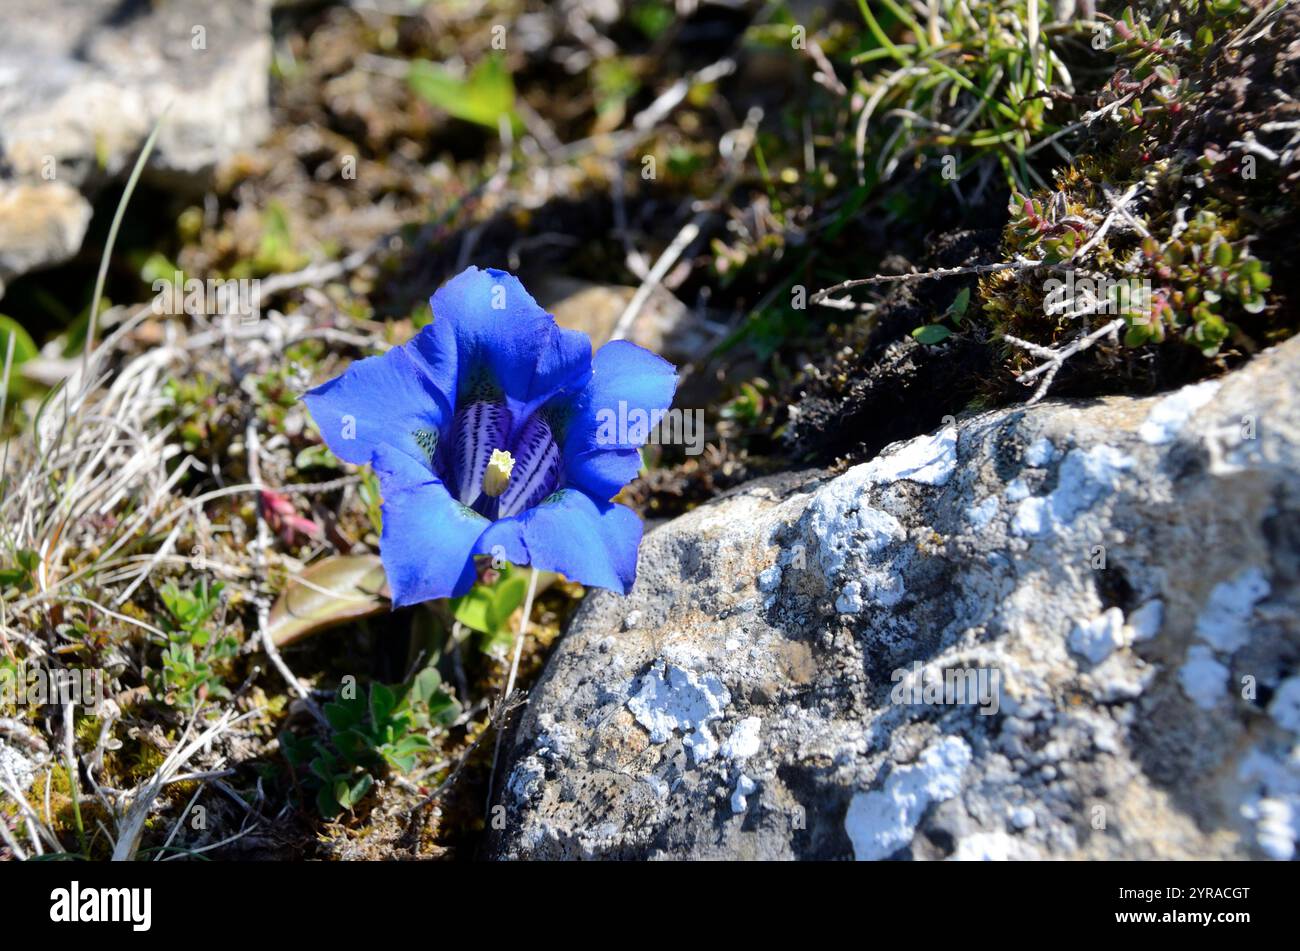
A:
[{"xmin": 302, "ymin": 266, "xmax": 677, "ymax": 607}]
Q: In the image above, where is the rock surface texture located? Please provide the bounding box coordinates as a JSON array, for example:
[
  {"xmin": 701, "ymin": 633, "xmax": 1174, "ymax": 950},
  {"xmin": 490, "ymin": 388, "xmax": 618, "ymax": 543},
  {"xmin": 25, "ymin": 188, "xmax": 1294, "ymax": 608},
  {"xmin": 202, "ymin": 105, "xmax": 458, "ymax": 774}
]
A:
[
  {"xmin": 489, "ymin": 336, "xmax": 1300, "ymax": 860},
  {"xmin": 0, "ymin": 0, "xmax": 272, "ymax": 294}
]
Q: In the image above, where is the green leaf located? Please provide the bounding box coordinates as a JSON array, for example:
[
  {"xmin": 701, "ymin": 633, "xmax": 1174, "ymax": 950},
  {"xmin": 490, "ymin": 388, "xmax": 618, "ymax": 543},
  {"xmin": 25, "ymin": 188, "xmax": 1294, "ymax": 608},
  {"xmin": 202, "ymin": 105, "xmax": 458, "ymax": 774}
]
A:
[
  {"xmin": 279, "ymin": 731, "xmax": 313, "ymax": 766},
  {"xmin": 0, "ymin": 316, "xmax": 39, "ymax": 397},
  {"xmin": 294, "ymin": 444, "xmax": 339, "ymax": 470},
  {"xmin": 427, "ymin": 688, "xmax": 461, "ymax": 727},
  {"xmin": 369, "ymin": 683, "xmax": 397, "ymax": 728},
  {"xmin": 1213, "ymin": 240, "xmax": 1234, "ymax": 268},
  {"xmin": 948, "ymin": 287, "xmax": 971, "ymax": 322},
  {"xmin": 268, "ymin": 555, "xmax": 390, "ymax": 647},
  {"xmin": 409, "ymin": 55, "xmax": 518, "ymax": 131},
  {"xmin": 340, "ymin": 774, "xmax": 373, "ymax": 810},
  {"xmin": 332, "ymin": 778, "xmax": 353, "ymax": 809},
  {"xmin": 911, "ymin": 324, "xmax": 952, "ymax": 345},
  {"xmin": 317, "ymin": 785, "xmax": 342, "ymax": 818},
  {"xmin": 451, "ymin": 567, "xmax": 528, "ymax": 636},
  {"xmin": 629, "ymin": 1, "xmax": 674, "ymax": 40},
  {"xmin": 138, "ymin": 252, "xmax": 182, "ymax": 286},
  {"xmin": 309, "ymin": 754, "xmax": 338, "ymax": 785},
  {"xmin": 324, "ymin": 697, "xmax": 364, "ymax": 732},
  {"xmin": 408, "ymin": 667, "xmax": 443, "ymax": 706},
  {"xmin": 333, "ymin": 728, "xmax": 372, "ymax": 766}
]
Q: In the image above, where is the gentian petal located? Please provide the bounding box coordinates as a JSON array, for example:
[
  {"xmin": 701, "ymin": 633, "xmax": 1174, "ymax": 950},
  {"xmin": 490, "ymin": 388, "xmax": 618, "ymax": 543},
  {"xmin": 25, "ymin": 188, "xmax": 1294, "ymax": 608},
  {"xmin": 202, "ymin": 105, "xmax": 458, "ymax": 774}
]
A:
[
  {"xmin": 419, "ymin": 266, "xmax": 592, "ymax": 412},
  {"xmin": 451, "ymin": 399, "xmax": 511, "ymax": 507},
  {"xmin": 303, "ymin": 346, "xmax": 450, "ymax": 470},
  {"xmin": 474, "ymin": 489, "xmax": 642, "ymax": 593},
  {"xmin": 559, "ymin": 339, "xmax": 678, "ymax": 501},
  {"xmin": 371, "ymin": 445, "xmax": 488, "ymax": 604},
  {"xmin": 565, "ymin": 447, "xmax": 644, "ymax": 502}
]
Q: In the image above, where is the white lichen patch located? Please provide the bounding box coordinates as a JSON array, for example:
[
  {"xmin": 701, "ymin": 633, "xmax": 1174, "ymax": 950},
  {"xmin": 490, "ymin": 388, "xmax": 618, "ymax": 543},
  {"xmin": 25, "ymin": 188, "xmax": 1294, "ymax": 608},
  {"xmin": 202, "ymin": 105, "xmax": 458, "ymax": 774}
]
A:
[
  {"xmin": 952, "ymin": 831, "xmax": 1030, "ymax": 861},
  {"xmin": 844, "ymin": 737, "xmax": 972, "ymax": 861},
  {"xmin": 1237, "ymin": 747, "xmax": 1300, "ymax": 861},
  {"xmin": 804, "ymin": 466, "xmax": 906, "ymax": 578},
  {"xmin": 837, "ymin": 568, "xmax": 906, "ymax": 614},
  {"xmin": 1004, "ymin": 477, "xmax": 1031, "ymax": 502},
  {"xmin": 1179, "ymin": 645, "xmax": 1228, "ymax": 710},
  {"xmin": 0, "ymin": 739, "xmax": 36, "ymax": 793},
  {"xmin": 1068, "ymin": 607, "xmax": 1129, "ymax": 665},
  {"xmin": 1024, "ymin": 436, "xmax": 1057, "ymax": 467},
  {"xmin": 1269, "ymin": 677, "xmax": 1300, "ymax": 734},
  {"xmin": 721, "ymin": 716, "xmax": 762, "ymax": 760},
  {"xmin": 863, "ymin": 426, "xmax": 958, "ymax": 486},
  {"xmin": 804, "ymin": 466, "xmax": 911, "ymax": 614},
  {"xmin": 1011, "ymin": 496, "xmax": 1050, "ymax": 536},
  {"xmin": 628, "ymin": 661, "xmax": 732, "ymax": 764},
  {"xmin": 506, "ymin": 756, "xmax": 547, "ymax": 805},
  {"xmin": 1195, "ymin": 567, "xmax": 1271, "ymax": 652},
  {"xmin": 836, "ymin": 581, "xmax": 864, "ymax": 614},
  {"xmin": 1012, "ymin": 445, "xmax": 1134, "ymax": 537},
  {"xmin": 965, "ymin": 495, "xmax": 999, "ymax": 529},
  {"xmin": 1008, "ymin": 805, "xmax": 1036, "ymax": 830},
  {"xmin": 1139, "ymin": 379, "xmax": 1222, "ymax": 445},
  {"xmin": 1126, "ymin": 600, "xmax": 1164, "ymax": 642},
  {"xmin": 731, "ymin": 773, "xmax": 757, "ymax": 814},
  {"xmin": 756, "ymin": 565, "xmax": 782, "ymax": 592}
]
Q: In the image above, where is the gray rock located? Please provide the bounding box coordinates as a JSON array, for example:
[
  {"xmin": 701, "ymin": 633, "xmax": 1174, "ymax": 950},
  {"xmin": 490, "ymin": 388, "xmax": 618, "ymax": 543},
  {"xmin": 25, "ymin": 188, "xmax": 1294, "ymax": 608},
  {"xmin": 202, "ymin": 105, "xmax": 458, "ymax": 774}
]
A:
[
  {"xmin": 0, "ymin": 738, "xmax": 38, "ymax": 794},
  {"xmin": 0, "ymin": 0, "xmax": 272, "ymax": 294},
  {"xmin": 489, "ymin": 336, "xmax": 1300, "ymax": 860}
]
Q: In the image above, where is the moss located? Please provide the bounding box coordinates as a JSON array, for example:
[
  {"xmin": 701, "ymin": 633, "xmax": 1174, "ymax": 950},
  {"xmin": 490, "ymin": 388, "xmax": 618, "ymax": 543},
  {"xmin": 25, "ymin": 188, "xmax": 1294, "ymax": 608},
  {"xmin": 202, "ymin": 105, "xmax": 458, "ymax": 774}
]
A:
[{"xmin": 981, "ymin": 146, "xmax": 1280, "ymax": 397}]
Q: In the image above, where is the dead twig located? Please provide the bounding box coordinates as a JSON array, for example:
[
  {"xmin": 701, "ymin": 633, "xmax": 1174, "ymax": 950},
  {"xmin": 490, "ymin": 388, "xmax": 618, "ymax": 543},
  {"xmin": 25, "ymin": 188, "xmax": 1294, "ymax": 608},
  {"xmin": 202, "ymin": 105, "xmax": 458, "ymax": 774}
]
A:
[
  {"xmin": 1004, "ymin": 317, "xmax": 1126, "ymax": 403},
  {"xmin": 810, "ymin": 260, "xmax": 1042, "ymax": 310}
]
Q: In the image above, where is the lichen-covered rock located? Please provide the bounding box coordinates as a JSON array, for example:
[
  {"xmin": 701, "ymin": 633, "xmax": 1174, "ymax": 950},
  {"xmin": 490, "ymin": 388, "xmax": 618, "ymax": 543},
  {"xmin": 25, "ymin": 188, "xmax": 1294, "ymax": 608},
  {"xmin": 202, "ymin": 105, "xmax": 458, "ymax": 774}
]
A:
[
  {"xmin": 0, "ymin": 0, "xmax": 272, "ymax": 293},
  {"xmin": 0, "ymin": 738, "xmax": 38, "ymax": 794},
  {"xmin": 488, "ymin": 336, "xmax": 1300, "ymax": 860}
]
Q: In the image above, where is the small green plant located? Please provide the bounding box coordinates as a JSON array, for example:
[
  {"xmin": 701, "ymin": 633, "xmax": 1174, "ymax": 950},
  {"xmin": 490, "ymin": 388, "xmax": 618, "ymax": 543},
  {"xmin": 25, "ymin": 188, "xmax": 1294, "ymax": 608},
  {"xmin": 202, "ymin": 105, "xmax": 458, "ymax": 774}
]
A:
[
  {"xmin": 912, "ymin": 287, "xmax": 971, "ymax": 344},
  {"xmin": 149, "ymin": 579, "xmax": 238, "ymax": 712},
  {"xmin": 1003, "ymin": 192, "xmax": 1087, "ymax": 264},
  {"xmin": 720, "ymin": 379, "xmax": 771, "ymax": 426},
  {"xmin": 450, "ymin": 565, "xmax": 531, "ymax": 657},
  {"xmin": 0, "ymin": 315, "xmax": 39, "ymax": 403},
  {"xmin": 251, "ymin": 361, "xmax": 310, "ymax": 435},
  {"xmin": 1130, "ymin": 210, "xmax": 1271, "ymax": 354},
  {"xmin": 281, "ymin": 667, "xmax": 460, "ymax": 818},
  {"xmin": 846, "ymin": 0, "xmax": 1085, "ymax": 194},
  {"xmin": 408, "ymin": 54, "xmax": 519, "ymax": 132},
  {"xmin": 161, "ymin": 375, "xmax": 219, "ymax": 454},
  {"xmin": 248, "ymin": 202, "xmax": 310, "ymax": 277},
  {"xmin": 0, "ymin": 547, "xmax": 39, "ymax": 596},
  {"xmin": 986, "ymin": 154, "xmax": 1273, "ymax": 376}
]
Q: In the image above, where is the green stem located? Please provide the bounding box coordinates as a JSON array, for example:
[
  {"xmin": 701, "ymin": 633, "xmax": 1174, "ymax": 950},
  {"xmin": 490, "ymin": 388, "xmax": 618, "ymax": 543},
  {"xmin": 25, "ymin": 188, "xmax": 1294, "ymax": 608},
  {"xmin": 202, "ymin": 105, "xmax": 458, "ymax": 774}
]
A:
[{"xmin": 856, "ymin": 0, "xmax": 910, "ymax": 66}]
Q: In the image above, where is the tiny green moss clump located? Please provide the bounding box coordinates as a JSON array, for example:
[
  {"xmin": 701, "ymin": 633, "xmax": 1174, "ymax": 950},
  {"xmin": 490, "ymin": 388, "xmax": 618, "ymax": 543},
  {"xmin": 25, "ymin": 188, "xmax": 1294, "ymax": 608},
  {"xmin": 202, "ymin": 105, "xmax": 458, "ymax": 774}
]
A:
[
  {"xmin": 983, "ymin": 162, "xmax": 1276, "ymax": 396},
  {"xmin": 1131, "ymin": 209, "xmax": 1271, "ymax": 353},
  {"xmin": 976, "ymin": 0, "xmax": 1295, "ymax": 399}
]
